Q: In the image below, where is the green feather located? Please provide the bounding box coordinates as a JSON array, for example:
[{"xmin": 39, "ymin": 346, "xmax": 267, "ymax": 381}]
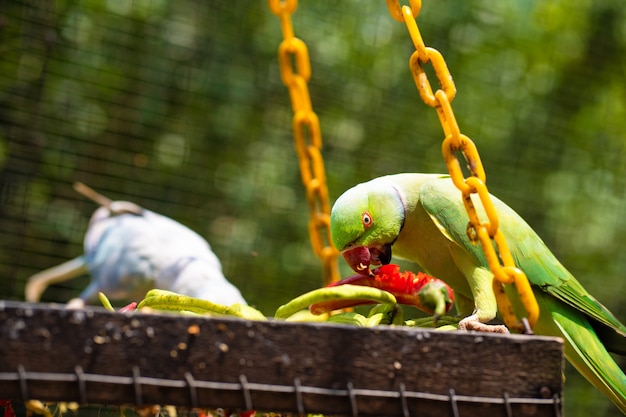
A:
[
  {"xmin": 330, "ymin": 173, "xmax": 626, "ymax": 413},
  {"xmin": 417, "ymin": 176, "xmax": 626, "ymax": 340}
]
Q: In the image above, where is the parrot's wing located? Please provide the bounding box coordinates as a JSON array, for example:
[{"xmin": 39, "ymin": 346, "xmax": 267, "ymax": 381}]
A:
[
  {"xmin": 416, "ymin": 176, "xmax": 488, "ymax": 267},
  {"xmin": 418, "ymin": 176, "xmax": 626, "ymax": 339},
  {"xmin": 500, "ymin": 205, "xmax": 626, "ymax": 340}
]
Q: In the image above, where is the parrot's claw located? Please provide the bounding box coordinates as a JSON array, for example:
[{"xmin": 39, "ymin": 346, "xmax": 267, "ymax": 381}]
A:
[{"xmin": 458, "ymin": 314, "xmax": 510, "ymax": 334}]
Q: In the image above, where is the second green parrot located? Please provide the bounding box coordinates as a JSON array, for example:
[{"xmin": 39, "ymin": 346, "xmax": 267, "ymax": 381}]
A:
[{"xmin": 330, "ymin": 173, "xmax": 625, "ymax": 413}]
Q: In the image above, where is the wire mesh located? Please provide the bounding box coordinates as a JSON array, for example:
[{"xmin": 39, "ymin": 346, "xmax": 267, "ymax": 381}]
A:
[
  {"xmin": 0, "ymin": 366, "xmax": 561, "ymax": 417},
  {"xmin": 1, "ymin": 1, "xmax": 625, "ymax": 416}
]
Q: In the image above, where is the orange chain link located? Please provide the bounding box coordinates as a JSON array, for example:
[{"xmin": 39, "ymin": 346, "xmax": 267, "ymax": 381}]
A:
[
  {"xmin": 386, "ymin": 0, "xmax": 539, "ymax": 331},
  {"xmin": 268, "ymin": 0, "xmax": 341, "ymax": 286}
]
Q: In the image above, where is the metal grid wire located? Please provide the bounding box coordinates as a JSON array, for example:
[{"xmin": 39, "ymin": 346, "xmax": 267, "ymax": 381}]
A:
[
  {"xmin": 1, "ymin": 365, "xmax": 561, "ymax": 417},
  {"xmin": 1, "ymin": 2, "xmax": 623, "ymax": 416}
]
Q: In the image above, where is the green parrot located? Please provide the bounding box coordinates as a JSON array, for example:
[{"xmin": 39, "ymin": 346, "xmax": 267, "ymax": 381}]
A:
[{"xmin": 330, "ymin": 173, "xmax": 626, "ymax": 413}]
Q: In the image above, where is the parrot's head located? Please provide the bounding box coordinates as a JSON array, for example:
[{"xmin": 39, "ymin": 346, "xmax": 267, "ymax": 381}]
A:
[{"xmin": 330, "ymin": 179, "xmax": 405, "ymax": 277}]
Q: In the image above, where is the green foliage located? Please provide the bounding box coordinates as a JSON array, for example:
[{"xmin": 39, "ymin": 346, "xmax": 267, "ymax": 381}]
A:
[{"xmin": 0, "ymin": 1, "xmax": 624, "ymax": 415}]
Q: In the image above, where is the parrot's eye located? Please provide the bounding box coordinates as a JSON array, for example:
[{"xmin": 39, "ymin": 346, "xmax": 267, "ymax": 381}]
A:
[{"xmin": 361, "ymin": 211, "xmax": 373, "ymax": 229}]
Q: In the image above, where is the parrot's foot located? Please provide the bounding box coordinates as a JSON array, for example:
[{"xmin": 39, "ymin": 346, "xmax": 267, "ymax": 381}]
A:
[{"xmin": 458, "ymin": 314, "xmax": 509, "ymax": 334}]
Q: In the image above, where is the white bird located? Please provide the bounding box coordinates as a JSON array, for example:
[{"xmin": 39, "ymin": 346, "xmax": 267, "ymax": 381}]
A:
[{"xmin": 25, "ymin": 183, "xmax": 246, "ymax": 308}]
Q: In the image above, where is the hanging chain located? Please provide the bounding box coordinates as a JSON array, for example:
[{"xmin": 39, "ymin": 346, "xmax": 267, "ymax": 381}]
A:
[
  {"xmin": 268, "ymin": 0, "xmax": 340, "ymax": 286},
  {"xmin": 385, "ymin": 0, "xmax": 539, "ymax": 331}
]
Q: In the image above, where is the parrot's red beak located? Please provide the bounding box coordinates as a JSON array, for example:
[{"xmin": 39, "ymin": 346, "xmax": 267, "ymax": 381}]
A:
[
  {"xmin": 342, "ymin": 246, "xmax": 372, "ymax": 276},
  {"xmin": 342, "ymin": 244, "xmax": 393, "ymax": 277}
]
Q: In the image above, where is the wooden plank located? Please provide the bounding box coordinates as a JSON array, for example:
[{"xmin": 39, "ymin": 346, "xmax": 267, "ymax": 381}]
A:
[{"xmin": 0, "ymin": 301, "xmax": 563, "ymax": 416}]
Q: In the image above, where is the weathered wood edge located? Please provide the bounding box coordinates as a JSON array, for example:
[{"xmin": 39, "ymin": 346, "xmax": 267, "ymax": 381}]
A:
[{"xmin": 0, "ymin": 301, "xmax": 563, "ymax": 416}]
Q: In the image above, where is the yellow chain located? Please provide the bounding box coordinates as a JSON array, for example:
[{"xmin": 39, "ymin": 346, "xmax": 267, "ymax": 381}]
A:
[
  {"xmin": 268, "ymin": 0, "xmax": 341, "ymax": 286},
  {"xmin": 386, "ymin": 0, "xmax": 539, "ymax": 331}
]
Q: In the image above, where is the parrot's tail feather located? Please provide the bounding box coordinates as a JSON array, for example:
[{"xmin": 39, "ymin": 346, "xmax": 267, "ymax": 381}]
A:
[
  {"xmin": 554, "ymin": 311, "xmax": 626, "ymax": 414},
  {"xmin": 590, "ymin": 319, "xmax": 626, "ymax": 355},
  {"xmin": 74, "ymin": 182, "xmax": 143, "ymax": 216},
  {"xmin": 25, "ymin": 257, "xmax": 89, "ymax": 302},
  {"xmin": 73, "ymin": 182, "xmax": 113, "ymax": 207}
]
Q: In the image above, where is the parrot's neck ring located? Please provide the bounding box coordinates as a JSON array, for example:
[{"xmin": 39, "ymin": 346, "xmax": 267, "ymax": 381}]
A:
[{"xmin": 389, "ymin": 183, "xmax": 406, "ymax": 239}]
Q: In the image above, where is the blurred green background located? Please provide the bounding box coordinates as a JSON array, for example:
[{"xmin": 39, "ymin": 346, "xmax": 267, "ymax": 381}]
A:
[{"xmin": 0, "ymin": 1, "xmax": 624, "ymax": 415}]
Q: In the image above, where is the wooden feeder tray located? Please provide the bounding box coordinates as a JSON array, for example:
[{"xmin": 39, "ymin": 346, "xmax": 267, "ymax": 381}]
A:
[{"xmin": 0, "ymin": 301, "xmax": 563, "ymax": 416}]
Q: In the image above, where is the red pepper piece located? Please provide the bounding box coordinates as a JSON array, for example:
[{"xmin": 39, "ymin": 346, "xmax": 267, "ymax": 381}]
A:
[
  {"xmin": 0, "ymin": 401, "xmax": 15, "ymax": 417},
  {"xmin": 118, "ymin": 302, "xmax": 138, "ymax": 312},
  {"xmin": 310, "ymin": 264, "xmax": 454, "ymax": 317}
]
